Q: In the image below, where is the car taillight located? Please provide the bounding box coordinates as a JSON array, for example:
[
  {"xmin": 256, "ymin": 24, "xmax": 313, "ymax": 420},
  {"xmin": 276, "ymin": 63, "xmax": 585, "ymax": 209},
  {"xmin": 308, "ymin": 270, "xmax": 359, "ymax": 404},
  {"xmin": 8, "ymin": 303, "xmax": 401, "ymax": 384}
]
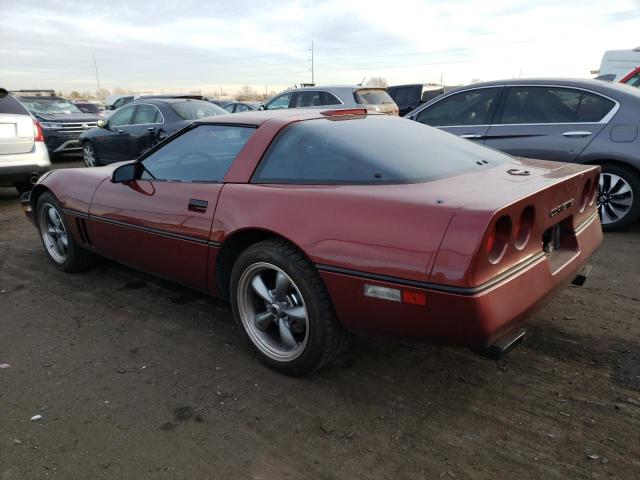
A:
[
  {"xmin": 514, "ymin": 206, "xmax": 535, "ymax": 250},
  {"xmin": 487, "ymin": 215, "xmax": 512, "ymax": 264},
  {"xmin": 33, "ymin": 120, "xmax": 45, "ymax": 142},
  {"xmin": 579, "ymin": 179, "xmax": 592, "ymax": 212}
]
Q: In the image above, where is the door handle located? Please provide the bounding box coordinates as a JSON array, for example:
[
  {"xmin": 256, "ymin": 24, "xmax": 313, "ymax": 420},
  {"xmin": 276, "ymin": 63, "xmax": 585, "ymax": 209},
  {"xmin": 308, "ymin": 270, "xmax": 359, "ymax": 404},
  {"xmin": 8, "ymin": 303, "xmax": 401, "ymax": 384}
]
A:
[
  {"xmin": 460, "ymin": 133, "xmax": 483, "ymax": 139},
  {"xmin": 188, "ymin": 198, "xmax": 208, "ymax": 213},
  {"xmin": 146, "ymin": 127, "xmax": 155, "ymax": 131},
  {"xmin": 116, "ymin": 129, "xmax": 125, "ymax": 133},
  {"xmin": 562, "ymin": 131, "xmax": 592, "ymax": 138}
]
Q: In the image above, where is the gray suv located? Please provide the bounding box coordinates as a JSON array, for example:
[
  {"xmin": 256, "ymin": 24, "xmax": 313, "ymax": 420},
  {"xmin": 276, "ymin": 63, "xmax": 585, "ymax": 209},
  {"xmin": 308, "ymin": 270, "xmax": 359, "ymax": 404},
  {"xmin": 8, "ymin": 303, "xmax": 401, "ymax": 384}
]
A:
[
  {"xmin": 0, "ymin": 88, "xmax": 51, "ymax": 194},
  {"xmin": 262, "ymin": 86, "xmax": 399, "ymax": 115},
  {"xmin": 406, "ymin": 78, "xmax": 640, "ymax": 230}
]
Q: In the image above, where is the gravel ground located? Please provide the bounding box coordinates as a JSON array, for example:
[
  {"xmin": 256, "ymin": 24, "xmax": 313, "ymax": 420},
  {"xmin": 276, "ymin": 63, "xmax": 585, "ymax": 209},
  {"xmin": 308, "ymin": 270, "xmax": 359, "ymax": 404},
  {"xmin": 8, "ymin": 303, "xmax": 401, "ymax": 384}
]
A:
[{"xmin": 1, "ymin": 158, "xmax": 639, "ymax": 479}]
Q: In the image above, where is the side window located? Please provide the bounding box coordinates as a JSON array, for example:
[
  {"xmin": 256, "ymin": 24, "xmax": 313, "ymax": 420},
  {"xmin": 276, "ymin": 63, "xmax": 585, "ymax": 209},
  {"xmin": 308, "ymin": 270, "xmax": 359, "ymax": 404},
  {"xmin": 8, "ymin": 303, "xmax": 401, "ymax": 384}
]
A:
[
  {"xmin": 498, "ymin": 87, "xmax": 615, "ymax": 124},
  {"xmin": 140, "ymin": 125, "xmax": 255, "ymax": 182},
  {"xmin": 223, "ymin": 104, "xmax": 235, "ymax": 113},
  {"xmin": 293, "ymin": 91, "xmax": 321, "ymax": 107},
  {"xmin": 416, "ymin": 88, "xmax": 501, "ymax": 127},
  {"xmin": 265, "ymin": 93, "xmax": 292, "ymax": 110},
  {"xmin": 320, "ymin": 91, "xmax": 341, "ymax": 106},
  {"xmin": 133, "ymin": 104, "xmax": 162, "ymax": 124},
  {"xmin": 626, "ymin": 73, "xmax": 640, "ymax": 87},
  {"xmin": 108, "ymin": 105, "xmax": 136, "ymax": 127},
  {"xmin": 235, "ymin": 104, "xmax": 250, "ymax": 112}
]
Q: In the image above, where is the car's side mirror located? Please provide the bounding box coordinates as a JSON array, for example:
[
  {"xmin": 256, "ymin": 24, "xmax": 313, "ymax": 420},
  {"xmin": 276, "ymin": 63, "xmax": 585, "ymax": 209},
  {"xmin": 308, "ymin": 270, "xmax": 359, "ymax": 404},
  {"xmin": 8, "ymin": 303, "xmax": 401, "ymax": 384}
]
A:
[
  {"xmin": 111, "ymin": 162, "xmax": 137, "ymax": 183},
  {"xmin": 259, "ymin": 104, "xmax": 266, "ymax": 110},
  {"xmin": 107, "ymin": 105, "xmax": 115, "ymax": 110},
  {"xmin": 97, "ymin": 119, "xmax": 107, "ymax": 128}
]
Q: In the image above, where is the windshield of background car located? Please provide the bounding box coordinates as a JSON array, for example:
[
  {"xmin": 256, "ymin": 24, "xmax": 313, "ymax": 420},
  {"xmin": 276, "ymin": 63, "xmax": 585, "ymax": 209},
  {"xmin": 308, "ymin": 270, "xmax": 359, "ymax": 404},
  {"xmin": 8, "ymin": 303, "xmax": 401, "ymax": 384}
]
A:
[
  {"xmin": 19, "ymin": 98, "xmax": 82, "ymax": 114},
  {"xmin": 170, "ymin": 100, "xmax": 228, "ymax": 120},
  {"xmin": 252, "ymin": 116, "xmax": 509, "ymax": 184},
  {"xmin": 354, "ymin": 89, "xmax": 394, "ymax": 105}
]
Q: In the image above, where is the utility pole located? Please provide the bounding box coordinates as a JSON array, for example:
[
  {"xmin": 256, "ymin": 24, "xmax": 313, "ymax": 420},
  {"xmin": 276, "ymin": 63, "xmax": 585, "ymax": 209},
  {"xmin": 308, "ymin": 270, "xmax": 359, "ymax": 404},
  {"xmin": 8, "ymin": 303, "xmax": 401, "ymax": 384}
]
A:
[
  {"xmin": 92, "ymin": 51, "xmax": 102, "ymax": 98},
  {"xmin": 310, "ymin": 41, "xmax": 315, "ymax": 85}
]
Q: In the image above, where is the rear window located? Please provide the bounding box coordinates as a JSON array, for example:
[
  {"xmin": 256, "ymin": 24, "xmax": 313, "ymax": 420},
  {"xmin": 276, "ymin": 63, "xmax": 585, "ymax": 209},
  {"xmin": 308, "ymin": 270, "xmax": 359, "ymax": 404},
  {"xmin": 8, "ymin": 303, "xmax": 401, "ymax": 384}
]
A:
[
  {"xmin": 354, "ymin": 89, "xmax": 394, "ymax": 105},
  {"xmin": 252, "ymin": 116, "xmax": 509, "ymax": 184},
  {"xmin": 0, "ymin": 90, "xmax": 29, "ymax": 115},
  {"xmin": 170, "ymin": 100, "xmax": 227, "ymax": 120}
]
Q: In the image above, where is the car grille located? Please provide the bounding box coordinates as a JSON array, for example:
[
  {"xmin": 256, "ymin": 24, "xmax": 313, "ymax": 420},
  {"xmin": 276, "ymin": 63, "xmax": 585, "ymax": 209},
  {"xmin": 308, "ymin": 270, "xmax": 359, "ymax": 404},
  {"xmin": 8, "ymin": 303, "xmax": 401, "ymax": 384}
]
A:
[{"xmin": 56, "ymin": 122, "xmax": 98, "ymax": 133}]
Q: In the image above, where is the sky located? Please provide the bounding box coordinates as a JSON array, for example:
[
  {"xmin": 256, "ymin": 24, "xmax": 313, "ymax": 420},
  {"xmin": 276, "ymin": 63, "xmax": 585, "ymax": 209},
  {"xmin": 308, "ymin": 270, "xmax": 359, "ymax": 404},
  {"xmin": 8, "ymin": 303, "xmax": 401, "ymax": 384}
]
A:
[{"xmin": 1, "ymin": 0, "xmax": 639, "ymax": 96}]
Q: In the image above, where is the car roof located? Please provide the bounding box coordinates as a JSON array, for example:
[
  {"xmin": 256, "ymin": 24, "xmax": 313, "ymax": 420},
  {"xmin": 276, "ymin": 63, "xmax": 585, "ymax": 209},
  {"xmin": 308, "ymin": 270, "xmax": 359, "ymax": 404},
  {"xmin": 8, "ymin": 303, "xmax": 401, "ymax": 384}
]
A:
[
  {"xmin": 129, "ymin": 98, "xmax": 209, "ymax": 105},
  {"xmin": 441, "ymin": 77, "xmax": 640, "ymax": 101},
  {"xmin": 292, "ymin": 85, "xmax": 384, "ymax": 92}
]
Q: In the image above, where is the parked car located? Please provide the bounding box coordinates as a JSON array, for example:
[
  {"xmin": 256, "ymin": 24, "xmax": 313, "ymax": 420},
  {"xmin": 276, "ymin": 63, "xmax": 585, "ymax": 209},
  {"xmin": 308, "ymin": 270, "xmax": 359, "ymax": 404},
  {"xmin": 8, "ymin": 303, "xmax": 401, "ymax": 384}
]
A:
[
  {"xmin": 387, "ymin": 84, "xmax": 445, "ymax": 116},
  {"xmin": 0, "ymin": 88, "xmax": 51, "ymax": 193},
  {"xmin": 72, "ymin": 101, "xmax": 103, "ymax": 115},
  {"xmin": 79, "ymin": 98, "xmax": 227, "ymax": 167},
  {"xmin": 22, "ymin": 108, "xmax": 601, "ymax": 375},
  {"xmin": 223, "ymin": 101, "xmax": 261, "ymax": 113},
  {"xmin": 11, "ymin": 90, "xmax": 102, "ymax": 157},
  {"xmin": 105, "ymin": 94, "xmax": 204, "ymax": 111},
  {"xmin": 261, "ymin": 86, "xmax": 399, "ymax": 115},
  {"xmin": 406, "ymin": 78, "xmax": 640, "ymax": 230},
  {"xmin": 620, "ymin": 66, "xmax": 640, "ymax": 87},
  {"xmin": 209, "ymin": 99, "xmax": 234, "ymax": 107}
]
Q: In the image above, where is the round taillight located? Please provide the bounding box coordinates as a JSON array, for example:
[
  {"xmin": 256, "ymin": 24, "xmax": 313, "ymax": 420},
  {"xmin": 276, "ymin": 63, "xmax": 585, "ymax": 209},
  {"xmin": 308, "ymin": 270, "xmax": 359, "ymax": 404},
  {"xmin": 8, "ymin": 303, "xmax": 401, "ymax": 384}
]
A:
[
  {"xmin": 589, "ymin": 175, "xmax": 599, "ymax": 206},
  {"xmin": 579, "ymin": 179, "xmax": 592, "ymax": 212},
  {"xmin": 487, "ymin": 215, "xmax": 512, "ymax": 264},
  {"xmin": 515, "ymin": 206, "xmax": 535, "ymax": 250}
]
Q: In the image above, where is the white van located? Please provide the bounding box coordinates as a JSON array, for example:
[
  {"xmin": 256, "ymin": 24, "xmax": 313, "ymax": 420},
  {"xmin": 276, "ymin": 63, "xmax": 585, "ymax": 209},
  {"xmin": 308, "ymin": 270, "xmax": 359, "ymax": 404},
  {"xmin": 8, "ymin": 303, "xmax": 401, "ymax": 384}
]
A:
[{"xmin": 596, "ymin": 47, "xmax": 640, "ymax": 81}]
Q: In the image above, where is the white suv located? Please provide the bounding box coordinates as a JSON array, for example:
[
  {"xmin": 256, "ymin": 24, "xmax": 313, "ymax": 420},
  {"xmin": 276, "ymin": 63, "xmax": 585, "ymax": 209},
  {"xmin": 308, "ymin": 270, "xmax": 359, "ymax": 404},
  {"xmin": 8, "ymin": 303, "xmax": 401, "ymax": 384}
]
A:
[{"xmin": 0, "ymin": 88, "xmax": 51, "ymax": 194}]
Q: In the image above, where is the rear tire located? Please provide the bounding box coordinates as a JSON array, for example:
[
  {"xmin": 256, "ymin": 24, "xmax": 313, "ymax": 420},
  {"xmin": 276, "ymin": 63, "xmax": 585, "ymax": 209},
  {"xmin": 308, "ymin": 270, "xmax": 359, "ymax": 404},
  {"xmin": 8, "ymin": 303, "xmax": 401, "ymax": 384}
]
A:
[
  {"xmin": 36, "ymin": 192, "xmax": 96, "ymax": 272},
  {"xmin": 598, "ymin": 163, "xmax": 640, "ymax": 231},
  {"xmin": 230, "ymin": 239, "xmax": 348, "ymax": 376}
]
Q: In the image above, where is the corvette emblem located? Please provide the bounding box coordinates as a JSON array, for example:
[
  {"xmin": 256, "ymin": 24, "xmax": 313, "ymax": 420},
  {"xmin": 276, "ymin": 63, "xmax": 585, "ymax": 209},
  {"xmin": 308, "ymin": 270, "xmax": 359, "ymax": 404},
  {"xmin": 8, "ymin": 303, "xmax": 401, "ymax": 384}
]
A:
[
  {"xmin": 549, "ymin": 199, "xmax": 574, "ymax": 217},
  {"xmin": 507, "ymin": 168, "xmax": 530, "ymax": 176}
]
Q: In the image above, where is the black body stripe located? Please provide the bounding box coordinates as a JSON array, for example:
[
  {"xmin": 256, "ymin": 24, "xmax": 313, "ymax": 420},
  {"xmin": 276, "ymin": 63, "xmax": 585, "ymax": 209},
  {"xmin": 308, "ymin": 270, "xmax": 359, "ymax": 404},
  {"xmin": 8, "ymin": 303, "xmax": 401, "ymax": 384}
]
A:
[{"xmin": 61, "ymin": 209, "xmax": 222, "ymax": 247}]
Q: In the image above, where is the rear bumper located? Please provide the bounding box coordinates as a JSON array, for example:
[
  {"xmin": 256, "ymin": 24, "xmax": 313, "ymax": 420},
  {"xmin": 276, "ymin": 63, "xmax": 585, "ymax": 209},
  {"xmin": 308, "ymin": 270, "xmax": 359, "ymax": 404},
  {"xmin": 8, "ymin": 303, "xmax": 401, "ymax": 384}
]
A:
[
  {"xmin": 0, "ymin": 144, "xmax": 51, "ymax": 187},
  {"xmin": 319, "ymin": 212, "xmax": 602, "ymax": 348},
  {"xmin": 44, "ymin": 130, "xmax": 83, "ymax": 153}
]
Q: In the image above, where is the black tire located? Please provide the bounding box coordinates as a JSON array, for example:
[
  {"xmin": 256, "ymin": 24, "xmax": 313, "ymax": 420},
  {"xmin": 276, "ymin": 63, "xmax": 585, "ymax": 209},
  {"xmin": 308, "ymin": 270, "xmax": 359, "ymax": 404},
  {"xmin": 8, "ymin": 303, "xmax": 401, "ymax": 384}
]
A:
[
  {"xmin": 35, "ymin": 192, "xmax": 96, "ymax": 272},
  {"xmin": 230, "ymin": 239, "xmax": 348, "ymax": 376},
  {"xmin": 14, "ymin": 182, "xmax": 32, "ymax": 195},
  {"xmin": 599, "ymin": 163, "xmax": 640, "ymax": 231},
  {"xmin": 82, "ymin": 141, "xmax": 100, "ymax": 167}
]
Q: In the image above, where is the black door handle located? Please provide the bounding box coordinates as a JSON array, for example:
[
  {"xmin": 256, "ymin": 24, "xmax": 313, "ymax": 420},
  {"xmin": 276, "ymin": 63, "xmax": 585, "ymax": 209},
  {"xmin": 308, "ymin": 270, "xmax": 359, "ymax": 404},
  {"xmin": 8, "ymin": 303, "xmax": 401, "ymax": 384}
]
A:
[{"xmin": 188, "ymin": 198, "xmax": 208, "ymax": 213}]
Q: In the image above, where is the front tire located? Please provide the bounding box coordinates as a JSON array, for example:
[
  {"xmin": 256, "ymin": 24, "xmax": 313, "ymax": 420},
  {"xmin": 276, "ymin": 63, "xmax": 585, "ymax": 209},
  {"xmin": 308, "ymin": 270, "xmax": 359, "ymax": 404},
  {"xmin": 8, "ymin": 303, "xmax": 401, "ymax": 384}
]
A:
[
  {"xmin": 598, "ymin": 163, "xmax": 640, "ymax": 231},
  {"xmin": 83, "ymin": 141, "xmax": 99, "ymax": 167},
  {"xmin": 230, "ymin": 239, "xmax": 347, "ymax": 376},
  {"xmin": 36, "ymin": 192, "xmax": 96, "ymax": 272}
]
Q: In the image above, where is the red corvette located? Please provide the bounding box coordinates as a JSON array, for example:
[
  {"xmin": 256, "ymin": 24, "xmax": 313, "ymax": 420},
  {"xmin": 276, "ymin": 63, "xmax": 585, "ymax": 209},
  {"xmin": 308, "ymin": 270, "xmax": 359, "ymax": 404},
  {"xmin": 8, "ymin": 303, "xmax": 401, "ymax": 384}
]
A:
[{"xmin": 22, "ymin": 109, "xmax": 602, "ymax": 375}]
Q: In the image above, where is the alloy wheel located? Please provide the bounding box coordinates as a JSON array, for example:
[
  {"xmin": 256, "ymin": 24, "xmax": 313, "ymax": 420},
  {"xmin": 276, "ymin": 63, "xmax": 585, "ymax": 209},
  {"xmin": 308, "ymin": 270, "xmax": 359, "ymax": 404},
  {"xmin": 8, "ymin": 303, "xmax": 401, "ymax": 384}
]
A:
[
  {"xmin": 237, "ymin": 262, "xmax": 309, "ymax": 362},
  {"xmin": 598, "ymin": 173, "xmax": 633, "ymax": 225},
  {"xmin": 39, "ymin": 203, "xmax": 68, "ymax": 263},
  {"xmin": 83, "ymin": 143, "xmax": 96, "ymax": 167}
]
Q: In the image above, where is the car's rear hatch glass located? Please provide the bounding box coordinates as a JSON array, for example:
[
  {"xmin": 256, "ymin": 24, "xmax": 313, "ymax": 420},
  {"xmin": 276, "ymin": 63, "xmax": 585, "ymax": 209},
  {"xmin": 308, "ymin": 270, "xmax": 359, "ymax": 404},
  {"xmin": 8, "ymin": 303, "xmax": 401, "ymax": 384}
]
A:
[{"xmin": 354, "ymin": 89, "xmax": 397, "ymax": 113}]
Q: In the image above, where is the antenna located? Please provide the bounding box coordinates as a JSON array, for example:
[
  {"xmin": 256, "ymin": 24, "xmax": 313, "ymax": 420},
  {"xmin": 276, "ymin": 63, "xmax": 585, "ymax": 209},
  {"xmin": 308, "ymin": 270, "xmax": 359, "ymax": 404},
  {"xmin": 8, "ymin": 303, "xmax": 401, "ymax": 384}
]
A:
[
  {"xmin": 309, "ymin": 41, "xmax": 315, "ymax": 85},
  {"xmin": 93, "ymin": 52, "xmax": 102, "ymax": 98}
]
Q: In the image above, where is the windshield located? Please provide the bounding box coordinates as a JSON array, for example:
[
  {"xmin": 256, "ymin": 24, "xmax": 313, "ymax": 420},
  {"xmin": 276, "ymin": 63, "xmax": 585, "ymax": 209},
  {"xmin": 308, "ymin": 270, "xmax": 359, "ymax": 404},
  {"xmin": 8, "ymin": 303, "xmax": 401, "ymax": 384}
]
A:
[
  {"xmin": 19, "ymin": 98, "xmax": 82, "ymax": 114},
  {"xmin": 253, "ymin": 115, "xmax": 509, "ymax": 184},
  {"xmin": 170, "ymin": 100, "xmax": 227, "ymax": 120}
]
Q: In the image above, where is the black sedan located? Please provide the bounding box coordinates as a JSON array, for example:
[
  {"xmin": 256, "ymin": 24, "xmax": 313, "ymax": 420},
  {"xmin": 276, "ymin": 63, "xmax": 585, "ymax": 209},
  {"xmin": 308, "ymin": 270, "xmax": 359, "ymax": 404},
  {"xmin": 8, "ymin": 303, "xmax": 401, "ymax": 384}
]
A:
[{"xmin": 80, "ymin": 98, "xmax": 227, "ymax": 166}]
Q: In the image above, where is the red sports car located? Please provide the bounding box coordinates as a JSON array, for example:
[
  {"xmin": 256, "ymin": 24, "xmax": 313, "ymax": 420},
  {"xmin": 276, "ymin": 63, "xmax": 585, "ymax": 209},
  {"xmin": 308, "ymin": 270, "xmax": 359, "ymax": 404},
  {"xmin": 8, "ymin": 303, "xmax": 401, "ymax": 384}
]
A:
[{"xmin": 22, "ymin": 109, "xmax": 602, "ymax": 375}]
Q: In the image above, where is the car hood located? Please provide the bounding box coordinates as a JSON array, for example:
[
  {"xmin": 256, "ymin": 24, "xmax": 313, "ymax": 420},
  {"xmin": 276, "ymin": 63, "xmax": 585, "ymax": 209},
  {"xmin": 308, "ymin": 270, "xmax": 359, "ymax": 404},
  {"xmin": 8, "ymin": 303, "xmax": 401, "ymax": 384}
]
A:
[{"xmin": 33, "ymin": 112, "xmax": 103, "ymax": 123}]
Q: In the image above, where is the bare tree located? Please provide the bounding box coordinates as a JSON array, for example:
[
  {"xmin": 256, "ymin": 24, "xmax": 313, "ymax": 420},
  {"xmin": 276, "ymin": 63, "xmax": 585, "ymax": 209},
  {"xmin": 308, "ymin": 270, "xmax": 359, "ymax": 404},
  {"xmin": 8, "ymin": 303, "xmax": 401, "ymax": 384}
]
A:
[
  {"xmin": 365, "ymin": 77, "xmax": 389, "ymax": 87},
  {"xmin": 236, "ymin": 85, "xmax": 260, "ymax": 101}
]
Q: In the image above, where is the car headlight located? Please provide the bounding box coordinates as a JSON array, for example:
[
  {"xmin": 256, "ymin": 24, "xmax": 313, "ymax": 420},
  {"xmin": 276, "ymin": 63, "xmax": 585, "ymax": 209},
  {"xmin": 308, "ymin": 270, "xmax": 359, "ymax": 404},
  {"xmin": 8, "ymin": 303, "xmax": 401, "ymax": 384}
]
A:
[{"xmin": 40, "ymin": 122, "xmax": 64, "ymax": 129}]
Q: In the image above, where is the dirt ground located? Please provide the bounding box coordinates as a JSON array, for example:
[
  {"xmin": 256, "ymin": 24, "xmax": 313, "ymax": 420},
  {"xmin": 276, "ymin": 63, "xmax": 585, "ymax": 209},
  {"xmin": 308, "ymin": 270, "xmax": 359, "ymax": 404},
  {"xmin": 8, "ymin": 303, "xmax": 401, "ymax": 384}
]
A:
[{"xmin": 1, "ymin": 158, "xmax": 639, "ymax": 480}]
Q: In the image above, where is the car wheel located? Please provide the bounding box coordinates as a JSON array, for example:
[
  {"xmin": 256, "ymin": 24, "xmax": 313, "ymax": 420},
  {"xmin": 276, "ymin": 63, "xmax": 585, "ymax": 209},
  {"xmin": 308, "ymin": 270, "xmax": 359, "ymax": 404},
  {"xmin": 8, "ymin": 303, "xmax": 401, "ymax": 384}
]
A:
[
  {"xmin": 14, "ymin": 182, "xmax": 32, "ymax": 195},
  {"xmin": 598, "ymin": 163, "xmax": 640, "ymax": 231},
  {"xmin": 83, "ymin": 142, "xmax": 99, "ymax": 167},
  {"xmin": 36, "ymin": 192, "xmax": 96, "ymax": 272},
  {"xmin": 230, "ymin": 239, "xmax": 347, "ymax": 376}
]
